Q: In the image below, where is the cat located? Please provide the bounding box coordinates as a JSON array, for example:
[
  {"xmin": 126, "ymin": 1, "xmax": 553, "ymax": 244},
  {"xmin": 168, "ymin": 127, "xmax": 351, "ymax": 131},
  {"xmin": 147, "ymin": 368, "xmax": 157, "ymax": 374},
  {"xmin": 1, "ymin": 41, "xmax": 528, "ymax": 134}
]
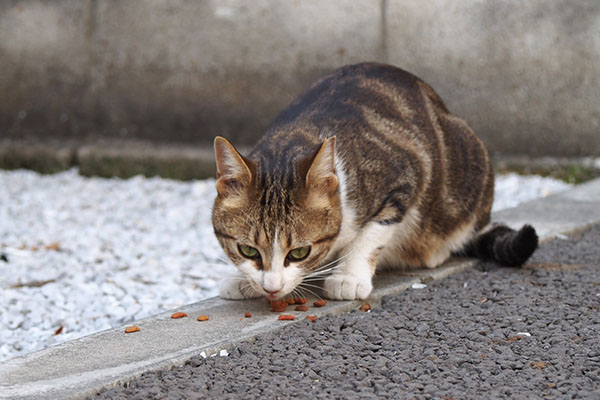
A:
[{"xmin": 211, "ymin": 62, "xmax": 538, "ymax": 301}]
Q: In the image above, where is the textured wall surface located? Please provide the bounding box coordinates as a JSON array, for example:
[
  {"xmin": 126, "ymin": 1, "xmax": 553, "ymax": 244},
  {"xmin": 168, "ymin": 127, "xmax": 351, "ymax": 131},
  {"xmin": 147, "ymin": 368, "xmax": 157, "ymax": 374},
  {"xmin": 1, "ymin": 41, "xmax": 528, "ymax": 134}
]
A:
[
  {"xmin": 387, "ymin": 0, "xmax": 600, "ymax": 156},
  {"xmin": 1, "ymin": 0, "xmax": 599, "ymax": 156}
]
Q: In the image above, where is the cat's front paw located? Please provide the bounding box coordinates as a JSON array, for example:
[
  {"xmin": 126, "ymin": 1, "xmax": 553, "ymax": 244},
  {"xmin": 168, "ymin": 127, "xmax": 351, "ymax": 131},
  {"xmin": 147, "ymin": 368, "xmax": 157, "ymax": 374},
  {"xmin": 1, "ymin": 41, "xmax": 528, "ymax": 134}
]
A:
[
  {"xmin": 219, "ymin": 277, "xmax": 262, "ymax": 300},
  {"xmin": 323, "ymin": 274, "xmax": 373, "ymax": 300}
]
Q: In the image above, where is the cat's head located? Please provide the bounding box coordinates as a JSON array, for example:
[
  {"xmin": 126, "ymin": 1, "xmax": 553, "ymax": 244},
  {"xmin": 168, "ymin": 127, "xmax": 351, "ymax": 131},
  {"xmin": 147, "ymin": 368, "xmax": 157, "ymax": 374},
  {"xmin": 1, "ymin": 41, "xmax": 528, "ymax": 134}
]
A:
[{"xmin": 212, "ymin": 136, "xmax": 342, "ymax": 300}]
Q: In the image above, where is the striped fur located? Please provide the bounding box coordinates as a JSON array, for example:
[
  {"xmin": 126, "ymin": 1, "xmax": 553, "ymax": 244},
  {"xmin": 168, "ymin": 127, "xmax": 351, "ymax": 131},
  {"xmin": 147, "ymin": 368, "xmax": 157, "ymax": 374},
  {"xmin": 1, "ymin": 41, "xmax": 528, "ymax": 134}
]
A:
[{"xmin": 212, "ymin": 63, "xmax": 537, "ymax": 300}]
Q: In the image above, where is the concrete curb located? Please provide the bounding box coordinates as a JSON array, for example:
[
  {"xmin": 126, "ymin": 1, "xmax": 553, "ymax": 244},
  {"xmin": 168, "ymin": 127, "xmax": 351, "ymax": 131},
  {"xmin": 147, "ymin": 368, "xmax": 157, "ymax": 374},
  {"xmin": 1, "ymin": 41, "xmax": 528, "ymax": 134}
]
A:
[
  {"xmin": 1, "ymin": 178, "xmax": 600, "ymax": 400},
  {"xmin": 2, "ymin": 139, "xmax": 599, "ymax": 182},
  {"xmin": 0, "ymin": 139, "xmax": 220, "ymax": 180}
]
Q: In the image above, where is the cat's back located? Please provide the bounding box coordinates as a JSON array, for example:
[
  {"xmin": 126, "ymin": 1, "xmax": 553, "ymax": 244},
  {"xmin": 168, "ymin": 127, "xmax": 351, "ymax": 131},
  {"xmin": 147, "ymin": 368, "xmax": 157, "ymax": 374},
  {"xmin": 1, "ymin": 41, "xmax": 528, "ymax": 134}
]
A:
[
  {"xmin": 251, "ymin": 62, "xmax": 462, "ymax": 171},
  {"xmin": 251, "ymin": 63, "xmax": 492, "ymax": 234},
  {"xmin": 254, "ymin": 62, "xmax": 443, "ymax": 147}
]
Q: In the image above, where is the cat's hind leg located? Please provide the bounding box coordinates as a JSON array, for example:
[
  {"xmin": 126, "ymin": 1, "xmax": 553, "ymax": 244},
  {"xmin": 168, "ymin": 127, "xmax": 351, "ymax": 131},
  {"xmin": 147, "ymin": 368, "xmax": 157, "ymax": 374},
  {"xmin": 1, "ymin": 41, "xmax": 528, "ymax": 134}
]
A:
[
  {"xmin": 219, "ymin": 272, "xmax": 263, "ymax": 299},
  {"xmin": 324, "ymin": 222, "xmax": 396, "ymax": 300}
]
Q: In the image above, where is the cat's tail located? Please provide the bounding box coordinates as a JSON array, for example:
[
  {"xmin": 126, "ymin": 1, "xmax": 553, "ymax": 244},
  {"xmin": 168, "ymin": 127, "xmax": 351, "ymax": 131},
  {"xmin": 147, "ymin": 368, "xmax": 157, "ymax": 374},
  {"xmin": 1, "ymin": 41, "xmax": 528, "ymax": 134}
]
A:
[{"xmin": 463, "ymin": 224, "xmax": 539, "ymax": 267}]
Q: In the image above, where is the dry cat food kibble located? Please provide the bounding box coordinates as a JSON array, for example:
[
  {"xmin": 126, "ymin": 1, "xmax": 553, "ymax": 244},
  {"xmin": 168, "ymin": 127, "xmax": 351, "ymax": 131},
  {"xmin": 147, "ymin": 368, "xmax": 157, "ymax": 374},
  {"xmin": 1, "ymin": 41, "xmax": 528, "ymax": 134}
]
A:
[
  {"xmin": 295, "ymin": 305, "xmax": 309, "ymax": 312},
  {"xmin": 197, "ymin": 315, "xmax": 209, "ymax": 322},
  {"xmin": 278, "ymin": 315, "xmax": 296, "ymax": 321},
  {"xmin": 269, "ymin": 300, "xmax": 288, "ymax": 312},
  {"xmin": 313, "ymin": 299, "xmax": 327, "ymax": 307},
  {"xmin": 286, "ymin": 297, "xmax": 308, "ymax": 305},
  {"xmin": 306, "ymin": 315, "xmax": 317, "ymax": 323},
  {"xmin": 171, "ymin": 312, "xmax": 188, "ymax": 319},
  {"xmin": 125, "ymin": 326, "xmax": 140, "ymax": 333},
  {"xmin": 244, "ymin": 312, "xmax": 252, "ymax": 318},
  {"xmin": 360, "ymin": 303, "xmax": 371, "ymax": 312}
]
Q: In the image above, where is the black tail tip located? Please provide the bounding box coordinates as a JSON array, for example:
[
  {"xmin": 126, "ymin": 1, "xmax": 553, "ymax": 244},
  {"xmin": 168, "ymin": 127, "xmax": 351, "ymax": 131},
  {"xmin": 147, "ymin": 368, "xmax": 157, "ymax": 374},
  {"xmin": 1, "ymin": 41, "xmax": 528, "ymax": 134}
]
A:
[{"xmin": 511, "ymin": 224, "xmax": 539, "ymax": 266}]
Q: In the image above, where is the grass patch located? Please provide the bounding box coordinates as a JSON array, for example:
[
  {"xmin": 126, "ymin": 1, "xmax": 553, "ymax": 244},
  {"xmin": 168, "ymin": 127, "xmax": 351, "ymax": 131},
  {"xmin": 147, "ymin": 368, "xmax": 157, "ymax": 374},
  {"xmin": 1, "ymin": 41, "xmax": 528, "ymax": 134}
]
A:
[{"xmin": 495, "ymin": 163, "xmax": 600, "ymax": 184}]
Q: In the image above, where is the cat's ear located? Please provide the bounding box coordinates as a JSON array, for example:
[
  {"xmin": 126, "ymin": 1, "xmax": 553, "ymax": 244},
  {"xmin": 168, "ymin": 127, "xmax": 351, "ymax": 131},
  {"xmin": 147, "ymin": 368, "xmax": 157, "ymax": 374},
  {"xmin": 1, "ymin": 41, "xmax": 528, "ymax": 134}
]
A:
[
  {"xmin": 214, "ymin": 136, "xmax": 253, "ymax": 198},
  {"xmin": 305, "ymin": 137, "xmax": 339, "ymax": 205}
]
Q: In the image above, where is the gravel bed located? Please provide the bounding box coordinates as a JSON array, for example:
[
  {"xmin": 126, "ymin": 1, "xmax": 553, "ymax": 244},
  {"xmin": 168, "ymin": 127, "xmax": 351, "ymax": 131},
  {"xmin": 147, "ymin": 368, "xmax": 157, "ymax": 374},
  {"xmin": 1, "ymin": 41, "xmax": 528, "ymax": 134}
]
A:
[
  {"xmin": 94, "ymin": 224, "xmax": 600, "ymax": 400},
  {"xmin": 0, "ymin": 169, "xmax": 572, "ymax": 362}
]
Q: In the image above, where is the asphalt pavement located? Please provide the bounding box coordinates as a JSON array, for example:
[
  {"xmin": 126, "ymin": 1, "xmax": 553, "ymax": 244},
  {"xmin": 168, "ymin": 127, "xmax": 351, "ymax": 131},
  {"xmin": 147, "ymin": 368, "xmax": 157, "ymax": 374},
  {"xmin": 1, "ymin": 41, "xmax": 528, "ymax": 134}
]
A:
[{"xmin": 93, "ymin": 223, "xmax": 600, "ymax": 400}]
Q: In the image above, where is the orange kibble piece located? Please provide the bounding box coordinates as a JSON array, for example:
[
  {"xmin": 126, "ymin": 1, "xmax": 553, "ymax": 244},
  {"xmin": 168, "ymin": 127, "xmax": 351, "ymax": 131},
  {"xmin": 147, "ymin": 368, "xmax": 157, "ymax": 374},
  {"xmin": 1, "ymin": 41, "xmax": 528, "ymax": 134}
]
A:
[
  {"xmin": 171, "ymin": 312, "xmax": 188, "ymax": 319},
  {"xmin": 278, "ymin": 315, "xmax": 296, "ymax": 321},
  {"xmin": 197, "ymin": 315, "xmax": 209, "ymax": 321},
  {"xmin": 286, "ymin": 297, "xmax": 308, "ymax": 305},
  {"xmin": 295, "ymin": 305, "xmax": 309, "ymax": 312},
  {"xmin": 360, "ymin": 303, "xmax": 371, "ymax": 312},
  {"xmin": 125, "ymin": 326, "xmax": 140, "ymax": 333},
  {"xmin": 270, "ymin": 300, "xmax": 288, "ymax": 312},
  {"xmin": 313, "ymin": 299, "xmax": 327, "ymax": 307},
  {"xmin": 306, "ymin": 315, "xmax": 317, "ymax": 323},
  {"xmin": 244, "ymin": 312, "xmax": 252, "ymax": 318}
]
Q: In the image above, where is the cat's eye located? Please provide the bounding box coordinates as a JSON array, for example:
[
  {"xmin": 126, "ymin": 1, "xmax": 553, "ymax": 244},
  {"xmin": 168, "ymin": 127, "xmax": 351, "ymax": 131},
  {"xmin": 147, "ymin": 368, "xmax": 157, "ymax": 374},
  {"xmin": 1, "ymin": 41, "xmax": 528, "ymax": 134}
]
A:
[
  {"xmin": 286, "ymin": 246, "xmax": 311, "ymax": 262},
  {"xmin": 238, "ymin": 244, "xmax": 260, "ymax": 259}
]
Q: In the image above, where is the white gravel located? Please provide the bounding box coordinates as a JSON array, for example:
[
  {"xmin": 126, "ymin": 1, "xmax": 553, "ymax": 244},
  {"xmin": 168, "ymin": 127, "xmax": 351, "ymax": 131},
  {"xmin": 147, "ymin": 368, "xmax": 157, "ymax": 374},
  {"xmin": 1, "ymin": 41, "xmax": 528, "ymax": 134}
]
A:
[
  {"xmin": 0, "ymin": 169, "xmax": 573, "ymax": 362},
  {"xmin": 491, "ymin": 172, "xmax": 574, "ymax": 212}
]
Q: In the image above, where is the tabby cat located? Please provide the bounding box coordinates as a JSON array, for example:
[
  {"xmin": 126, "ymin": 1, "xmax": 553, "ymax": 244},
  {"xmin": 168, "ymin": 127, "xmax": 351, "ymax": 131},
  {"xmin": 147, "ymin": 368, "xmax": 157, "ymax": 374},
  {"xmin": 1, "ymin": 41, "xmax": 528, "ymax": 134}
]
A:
[{"xmin": 212, "ymin": 62, "xmax": 538, "ymax": 301}]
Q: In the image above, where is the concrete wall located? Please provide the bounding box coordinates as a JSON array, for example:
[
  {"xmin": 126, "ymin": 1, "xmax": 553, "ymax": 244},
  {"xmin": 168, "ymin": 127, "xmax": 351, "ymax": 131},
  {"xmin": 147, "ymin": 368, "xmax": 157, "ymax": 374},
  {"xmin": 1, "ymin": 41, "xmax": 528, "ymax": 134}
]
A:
[{"xmin": 1, "ymin": 0, "xmax": 599, "ymax": 158}]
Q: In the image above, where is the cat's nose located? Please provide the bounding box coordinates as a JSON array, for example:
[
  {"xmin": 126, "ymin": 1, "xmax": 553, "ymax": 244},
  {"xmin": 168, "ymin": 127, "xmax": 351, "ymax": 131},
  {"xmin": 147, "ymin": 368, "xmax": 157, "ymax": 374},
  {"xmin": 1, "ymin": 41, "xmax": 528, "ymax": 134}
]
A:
[{"xmin": 264, "ymin": 288, "xmax": 280, "ymax": 295}]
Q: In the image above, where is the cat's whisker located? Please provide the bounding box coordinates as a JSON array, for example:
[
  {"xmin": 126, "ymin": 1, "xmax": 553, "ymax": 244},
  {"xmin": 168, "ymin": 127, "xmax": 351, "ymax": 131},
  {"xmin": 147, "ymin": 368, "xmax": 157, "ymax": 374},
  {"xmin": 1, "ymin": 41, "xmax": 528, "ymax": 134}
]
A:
[
  {"xmin": 223, "ymin": 276, "xmax": 248, "ymax": 282},
  {"xmin": 242, "ymin": 282, "xmax": 255, "ymax": 294},
  {"xmin": 289, "ymin": 287, "xmax": 304, "ymax": 301},
  {"xmin": 305, "ymin": 264, "xmax": 339, "ymax": 279},
  {"xmin": 307, "ymin": 261, "xmax": 345, "ymax": 273},
  {"xmin": 303, "ymin": 266, "xmax": 341, "ymax": 280},
  {"xmin": 240, "ymin": 280, "xmax": 260, "ymax": 298},
  {"xmin": 296, "ymin": 283, "xmax": 323, "ymax": 301},
  {"xmin": 305, "ymin": 252, "xmax": 352, "ymax": 276},
  {"xmin": 294, "ymin": 286, "xmax": 311, "ymax": 301},
  {"xmin": 320, "ymin": 252, "xmax": 352, "ymax": 267},
  {"xmin": 297, "ymin": 282, "xmax": 324, "ymax": 291},
  {"xmin": 304, "ymin": 262, "xmax": 346, "ymax": 279},
  {"xmin": 300, "ymin": 278, "xmax": 326, "ymax": 284},
  {"xmin": 216, "ymin": 255, "xmax": 232, "ymax": 264}
]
